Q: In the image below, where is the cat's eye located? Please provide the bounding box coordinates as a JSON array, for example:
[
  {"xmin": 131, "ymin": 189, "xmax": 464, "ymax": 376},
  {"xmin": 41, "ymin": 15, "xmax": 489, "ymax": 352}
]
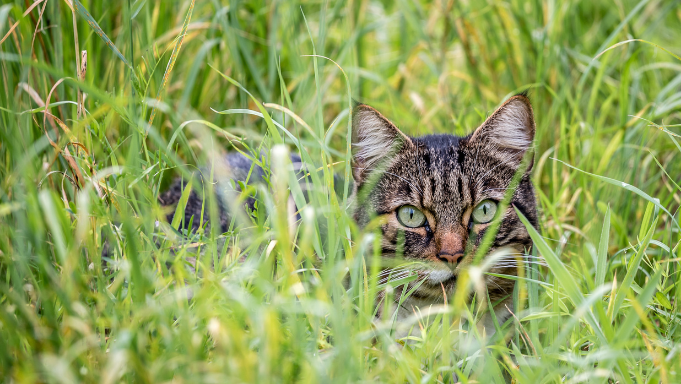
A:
[
  {"xmin": 396, "ymin": 205, "xmax": 426, "ymax": 228},
  {"xmin": 472, "ymin": 200, "xmax": 498, "ymax": 224}
]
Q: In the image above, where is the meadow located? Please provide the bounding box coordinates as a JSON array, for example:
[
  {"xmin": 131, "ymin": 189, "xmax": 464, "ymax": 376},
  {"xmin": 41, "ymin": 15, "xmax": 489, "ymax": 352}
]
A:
[{"xmin": 1, "ymin": 0, "xmax": 681, "ymax": 382}]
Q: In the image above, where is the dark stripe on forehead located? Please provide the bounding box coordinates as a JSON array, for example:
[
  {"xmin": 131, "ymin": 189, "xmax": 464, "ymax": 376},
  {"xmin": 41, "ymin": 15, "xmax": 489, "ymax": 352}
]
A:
[
  {"xmin": 456, "ymin": 177, "xmax": 463, "ymax": 199},
  {"xmin": 399, "ymin": 180, "xmax": 412, "ymax": 198},
  {"xmin": 430, "ymin": 175, "xmax": 437, "ymax": 202},
  {"xmin": 422, "ymin": 150, "xmax": 431, "ymax": 169},
  {"xmin": 457, "ymin": 147, "xmax": 466, "ymax": 167}
]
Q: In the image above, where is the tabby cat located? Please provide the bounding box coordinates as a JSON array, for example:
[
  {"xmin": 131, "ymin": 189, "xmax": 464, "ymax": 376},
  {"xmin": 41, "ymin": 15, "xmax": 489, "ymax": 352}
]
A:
[
  {"xmin": 350, "ymin": 94, "xmax": 539, "ymax": 335},
  {"xmin": 160, "ymin": 94, "xmax": 540, "ymax": 337}
]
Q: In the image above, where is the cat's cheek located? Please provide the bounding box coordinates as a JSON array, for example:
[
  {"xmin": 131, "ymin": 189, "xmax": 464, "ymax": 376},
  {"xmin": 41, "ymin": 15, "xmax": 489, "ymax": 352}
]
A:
[
  {"xmin": 486, "ymin": 245, "xmax": 527, "ymax": 280},
  {"xmin": 379, "ymin": 217, "xmax": 437, "ymax": 261},
  {"xmin": 468, "ymin": 207, "xmax": 515, "ymax": 246},
  {"xmin": 469, "ymin": 222, "xmax": 492, "ymax": 248}
]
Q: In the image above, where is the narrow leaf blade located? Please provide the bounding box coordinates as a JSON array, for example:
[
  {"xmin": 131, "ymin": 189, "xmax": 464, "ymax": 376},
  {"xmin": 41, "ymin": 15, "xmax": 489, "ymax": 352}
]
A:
[{"xmin": 595, "ymin": 206, "xmax": 611, "ymax": 287}]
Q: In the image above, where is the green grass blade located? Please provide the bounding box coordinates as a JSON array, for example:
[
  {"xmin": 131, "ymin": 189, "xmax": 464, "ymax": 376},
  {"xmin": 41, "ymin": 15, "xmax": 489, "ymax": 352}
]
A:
[
  {"xmin": 147, "ymin": 0, "xmax": 196, "ymax": 129},
  {"xmin": 595, "ymin": 206, "xmax": 611, "ymax": 287},
  {"xmin": 171, "ymin": 179, "xmax": 192, "ymax": 231},
  {"xmin": 552, "ymin": 157, "xmax": 679, "ymax": 229},
  {"xmin": 611, "ymin": 214, "xmax": 658, "ymax": 320},
  {"xmin": 209, "ymin": 66, "xmax": 283, "ymax": 144},
  {"xmin": 74, "ymin": 0, "xmax": 133, "ymax": 70},
  {"xmin": 515, "ymin": 206, "xmax": 607, "ymax": 343}
]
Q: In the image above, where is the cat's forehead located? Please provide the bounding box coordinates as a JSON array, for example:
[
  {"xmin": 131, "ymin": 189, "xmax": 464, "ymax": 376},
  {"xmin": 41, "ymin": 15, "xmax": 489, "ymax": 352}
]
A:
[
  {"xmin": 413, "ymin": 134, "xmax": 464, "ymax": 149},
  {"xmin": 394, "ymin": 135, "xmax": 468, "ymax": 175},
  {"xmin": 402, "ymin": 134, "xmax": 516, "ymax": 178},
  {"xmin": 379, "ymin": 135, "xmax": 514, "ymax": 206}
]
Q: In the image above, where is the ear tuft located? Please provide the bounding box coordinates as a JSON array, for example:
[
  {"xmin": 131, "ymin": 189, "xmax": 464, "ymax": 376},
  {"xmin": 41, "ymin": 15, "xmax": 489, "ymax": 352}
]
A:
[
  {"xmin": 516, "ymin": 89, "xmax": 530, "ymax": 99},
  {"xmin": 352, "ymin": 104, "xmax": 412, "ymax": 182},
  {"xmin": 469, "ymin": 95, "xmax": 535, "ymax": 161}
]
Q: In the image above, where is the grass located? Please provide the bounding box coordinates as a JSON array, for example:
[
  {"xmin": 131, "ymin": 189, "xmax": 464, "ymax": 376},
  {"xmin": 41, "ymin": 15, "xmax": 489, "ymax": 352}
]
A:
[{"xmin": 1, "ymin": 0, "xmax": 681, "ymax": 382}]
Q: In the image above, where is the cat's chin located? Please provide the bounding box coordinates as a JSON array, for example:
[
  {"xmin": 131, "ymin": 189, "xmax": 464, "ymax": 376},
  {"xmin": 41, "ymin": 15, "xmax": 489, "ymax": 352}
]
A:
[{"xmin": 424, "ymin": 268, "xmax": 456, "ymax": 285}]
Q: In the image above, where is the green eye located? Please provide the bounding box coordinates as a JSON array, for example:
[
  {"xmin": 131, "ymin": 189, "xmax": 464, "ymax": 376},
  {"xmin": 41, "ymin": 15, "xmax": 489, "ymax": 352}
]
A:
[
  {"xmin": 472, "ymin": 200, "xmax": 498, "ymax": 224},
  {"xmin": 396, "ymin": 205, "xmax": 426, "ymax": 228}
]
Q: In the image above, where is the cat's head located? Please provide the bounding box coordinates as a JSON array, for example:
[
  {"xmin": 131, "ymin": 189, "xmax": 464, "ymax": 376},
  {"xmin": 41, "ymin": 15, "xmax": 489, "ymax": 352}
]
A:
[{"xmin": 351, "ymin": 95, "xmax": 540, "ymax": 299}]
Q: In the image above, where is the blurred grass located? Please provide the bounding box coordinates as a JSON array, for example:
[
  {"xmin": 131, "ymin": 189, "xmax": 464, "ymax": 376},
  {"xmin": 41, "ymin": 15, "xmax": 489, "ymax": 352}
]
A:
[{"xmin": 1, "ymin": 0, "xmax": 681, "ymax": 382}]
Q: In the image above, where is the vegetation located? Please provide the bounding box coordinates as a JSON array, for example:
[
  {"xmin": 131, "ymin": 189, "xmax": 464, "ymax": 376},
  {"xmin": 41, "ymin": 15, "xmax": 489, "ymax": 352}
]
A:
[{"xmin": 1, "ymin": 0, "xmax": 680, "ymax": 382}]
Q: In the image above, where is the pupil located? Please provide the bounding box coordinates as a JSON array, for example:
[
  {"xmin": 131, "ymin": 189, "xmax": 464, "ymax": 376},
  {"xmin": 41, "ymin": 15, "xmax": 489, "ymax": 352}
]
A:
[
  {"xmin": 409, "ymin": 209, "xmax": 414, "ymax": 219},
  {"xmin": 483, "ymin": 205, "xmax": 487, "ymax": 215}
]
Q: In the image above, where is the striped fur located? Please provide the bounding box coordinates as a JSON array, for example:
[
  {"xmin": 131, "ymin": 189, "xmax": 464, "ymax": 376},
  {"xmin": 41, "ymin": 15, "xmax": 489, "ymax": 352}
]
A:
[{"xmin": 352, "ymin": 95, "xmax": 540, "ymax": 327}]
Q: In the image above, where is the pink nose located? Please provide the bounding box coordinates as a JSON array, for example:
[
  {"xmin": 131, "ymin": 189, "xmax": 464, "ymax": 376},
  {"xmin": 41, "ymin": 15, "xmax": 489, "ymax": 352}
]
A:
[{"xmin": 437, "ymin": 252, "xmax": 464, "ymax": 265}]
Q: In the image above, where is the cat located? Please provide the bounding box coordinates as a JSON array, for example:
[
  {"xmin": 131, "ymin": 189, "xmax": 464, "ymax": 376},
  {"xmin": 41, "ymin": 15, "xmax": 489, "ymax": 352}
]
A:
[
  {"xmin": 350, "ymin": 93, "xmax": 539, "ymax": 339},
  {"xmin": 159, "ymin": 93, "xmax": 539, "ymax": 340}
]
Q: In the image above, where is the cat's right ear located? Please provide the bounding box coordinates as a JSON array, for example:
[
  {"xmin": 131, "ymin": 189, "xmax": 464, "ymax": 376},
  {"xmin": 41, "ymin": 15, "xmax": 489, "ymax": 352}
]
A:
[{"xmin": 352, "ymin": 103, "xmax": 412, "ymax": 183}]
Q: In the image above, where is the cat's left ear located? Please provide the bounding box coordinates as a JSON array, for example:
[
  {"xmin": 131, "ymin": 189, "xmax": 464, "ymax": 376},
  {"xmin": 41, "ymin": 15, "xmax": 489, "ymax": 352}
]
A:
[{"xmin": 468, "ymin": 94, "xmax": 536, "ymax": 166}]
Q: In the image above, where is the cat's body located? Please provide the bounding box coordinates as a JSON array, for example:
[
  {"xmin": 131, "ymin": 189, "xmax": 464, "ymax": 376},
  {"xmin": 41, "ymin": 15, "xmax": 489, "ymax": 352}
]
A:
[
  {"xmin": 159, "ymin": 153, "xmax": 301, "ymax": 233},
  {"xmin": 161, "ymin": 94, "xmax": 539, "ymax": 339}
]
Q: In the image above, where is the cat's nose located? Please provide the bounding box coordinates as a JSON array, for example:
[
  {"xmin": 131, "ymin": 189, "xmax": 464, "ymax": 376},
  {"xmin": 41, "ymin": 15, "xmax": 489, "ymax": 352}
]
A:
[{"xmin": 437, "ymin": 252, "xmax": 464, "ymax": 265}]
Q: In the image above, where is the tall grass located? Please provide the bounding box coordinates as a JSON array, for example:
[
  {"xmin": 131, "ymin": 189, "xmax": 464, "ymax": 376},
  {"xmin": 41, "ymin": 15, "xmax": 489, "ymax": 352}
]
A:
[{"xmin": 1, "ymin": 0, "xmax": 680, "ymax": 382}]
